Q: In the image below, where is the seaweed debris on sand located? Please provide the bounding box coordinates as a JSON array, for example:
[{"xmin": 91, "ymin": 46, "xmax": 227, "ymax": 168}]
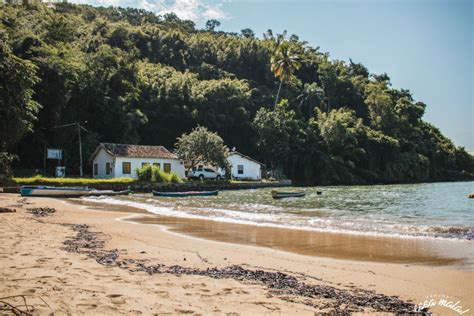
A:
[
  {"xmin": 62, "ymin": 224, "xmax": 421, "ymax": 315},
  {"xmin": 27, "ymin": 207, "xmax": 56, "ymax": 217}
]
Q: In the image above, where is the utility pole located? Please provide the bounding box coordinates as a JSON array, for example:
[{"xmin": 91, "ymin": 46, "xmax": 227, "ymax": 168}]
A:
[
  {"xmin": 52, "ymin": 121, "xmax": 88, "ymax": 177},
  {"xmin": 77, "ymin": 123, "xmax": 83, "ymax": 177}
]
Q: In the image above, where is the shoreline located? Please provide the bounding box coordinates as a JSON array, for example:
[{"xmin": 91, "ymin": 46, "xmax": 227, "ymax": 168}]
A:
[
  {"xmin": 1, "ymin": 194, "xmax": 473, "ymax": 314},
  {"xmin": 124, "ymin": 214, "xmax": 473, "ymax": 269},
  {"xmin": 74, "ymin": 197, "xmax": 474, "ymax": 270}
]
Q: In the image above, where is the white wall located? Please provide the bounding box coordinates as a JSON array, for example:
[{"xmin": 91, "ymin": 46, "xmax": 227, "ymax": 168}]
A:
[
  {"xmin": 228, "ymin": 153, "xmax": 262, "ymax": 180},
  {"xmin": 114, "ymin": 156, "xmax": 186, "ymax": 179},
  {"xmin": 92, "ymin": 148, "xmax": 115, "ymax": 178},
  {"xmin": 92, "ymin": 148, "xmax": 186, "ymax": 179}
]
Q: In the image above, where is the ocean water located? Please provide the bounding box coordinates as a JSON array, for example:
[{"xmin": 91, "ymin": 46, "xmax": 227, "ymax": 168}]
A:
[{"xmin": 84, "ymin": 181, "xmax": 474, "ymax": 241}]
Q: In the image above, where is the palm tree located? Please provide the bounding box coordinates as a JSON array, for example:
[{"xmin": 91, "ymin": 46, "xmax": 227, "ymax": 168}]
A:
[
  {"xmin": 271, "ymin": 41, "xmax": 301, "ymax": 107},
  {"xmin": 297, "ymin": 82, "xmax": 324, "ymax": 120}
]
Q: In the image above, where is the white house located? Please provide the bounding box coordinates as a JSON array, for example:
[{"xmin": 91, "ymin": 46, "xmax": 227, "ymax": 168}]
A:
[
  {"xmin": 90, "ymin": 143, "xmax": 185, "ymax": 179},
  {"xmin": 227, "ymin": 151, "xmax": 264, "ymax": 180}
]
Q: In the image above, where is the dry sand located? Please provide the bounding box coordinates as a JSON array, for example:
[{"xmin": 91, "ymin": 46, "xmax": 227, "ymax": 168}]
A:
[{"xmin": 0, "ymin": 194, "xmax": 472, "ymax": 315}]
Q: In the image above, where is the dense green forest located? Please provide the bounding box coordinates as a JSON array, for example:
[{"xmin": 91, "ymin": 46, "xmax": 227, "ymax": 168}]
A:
[{"xmin": 1, "ymin": 3, "xmax": 473, "ymax": 184}]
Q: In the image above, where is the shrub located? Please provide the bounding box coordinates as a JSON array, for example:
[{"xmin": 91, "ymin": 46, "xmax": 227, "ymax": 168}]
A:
[
  {"xmin": 136, "ymin": 165, "xmax": 152, "ymax": 181},
  {"xmin": 169, "ymin": 172, "xmax": 182, "ymax": 183},
  {"xmin": 136, "ymin": 165, "xmax": 182, "ymax": 183}
]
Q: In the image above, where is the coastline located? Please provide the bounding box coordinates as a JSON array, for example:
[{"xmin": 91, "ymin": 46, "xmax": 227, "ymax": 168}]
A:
[{"xmin": 1, "ymin": 194, "xmax": 472, "ymax": 314}]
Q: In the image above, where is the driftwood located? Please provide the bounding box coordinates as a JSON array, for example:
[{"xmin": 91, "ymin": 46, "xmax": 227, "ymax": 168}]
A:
[
  {"xmin": 62, "ymin": 224, "xmax": 423, "ymax": 314},
  {"xmin": 0, "ymin": 207, "xmax": 16, "ymax": 213},
  {"xmin": 0, "ymin": 295, "xmax": 52, "ymax": 315}
]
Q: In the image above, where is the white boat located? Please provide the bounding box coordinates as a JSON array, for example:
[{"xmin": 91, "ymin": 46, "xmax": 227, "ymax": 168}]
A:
[
  {"xmin": 20, "ymin": 186, "xmax": 131, "ymax": 197},
  {"xmin": 20, "ymin": 186, "xmax": 94, "ymax": 197}
]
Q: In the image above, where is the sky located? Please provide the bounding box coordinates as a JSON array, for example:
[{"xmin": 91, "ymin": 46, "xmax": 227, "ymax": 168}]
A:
[{"xmin": 72, "ymin": 0, "xmax": 473, "ymax": 152}]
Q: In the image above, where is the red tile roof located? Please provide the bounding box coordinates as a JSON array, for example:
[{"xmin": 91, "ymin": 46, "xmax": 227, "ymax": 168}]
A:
[{"xmin": 92, "ymin": 143, "xmax": 178, "ymax": 160}]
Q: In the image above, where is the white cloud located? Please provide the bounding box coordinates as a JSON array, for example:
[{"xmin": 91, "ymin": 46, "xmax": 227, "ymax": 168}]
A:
[
  {"xmin": 202, "ymin": 4, "xmax": 227, "ymax": 20},
  {"xmin": 74, "ymin": 0, "xmax": 229, "ymax": 22},
  {"xmin": 153, "ymin": 0, "xmax": 228, "ymax": 22}
]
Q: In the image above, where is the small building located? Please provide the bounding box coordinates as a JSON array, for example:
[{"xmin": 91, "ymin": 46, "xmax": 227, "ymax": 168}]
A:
[
  {"xmin": 90, "ymin": 143, "xmax": 185, "ymax": 179},
  {"xmin": 227, "ymin": 151, "xmax": 264, "ymax": 180}
]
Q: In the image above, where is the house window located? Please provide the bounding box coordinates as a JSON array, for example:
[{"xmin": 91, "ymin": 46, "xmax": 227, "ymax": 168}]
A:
[
  {"xmin": 164, "ymin": 163, "xmax": 171, "ymax": 173},
  {"xmin": 153, "ymin": 163, "xmax": 160, "ymax": 169},
  {"xmin": 237, "ymin": 165, "xmax": 244, "ymax": 175},
  {"xmin": 105, "ymin": 163, "xmax": 111, "ymax": 175},
  {"xmin": 122, "ymin": 162, "xmax": 131, "ymax": 174},
  {"xmin": 93, "ymin": 163, "xmax": 98, "ymax": 176},
  {"xmin": 142, "ymin": 162, "xmax": 150, "ymax": 168}
]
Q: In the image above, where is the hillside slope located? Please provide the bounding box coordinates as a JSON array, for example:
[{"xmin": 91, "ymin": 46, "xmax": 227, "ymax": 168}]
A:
[{"xmin": 0, "ymin": 3, "xmax": 472, "ymax": 184}]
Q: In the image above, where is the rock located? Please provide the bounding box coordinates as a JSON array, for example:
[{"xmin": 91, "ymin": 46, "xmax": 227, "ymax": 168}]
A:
[{"xmin": 0, "ymin": 207, "xmax": 16, "ymax": 213}]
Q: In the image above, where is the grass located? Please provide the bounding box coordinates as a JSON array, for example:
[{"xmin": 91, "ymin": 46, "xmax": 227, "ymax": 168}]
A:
[
  {"xmin": 7, "ymin": 175, "xmax": 272, "ymax": 187},
  {"xmin": 12, "ymin": 176, "xmax": 136, "ymax": 186}
]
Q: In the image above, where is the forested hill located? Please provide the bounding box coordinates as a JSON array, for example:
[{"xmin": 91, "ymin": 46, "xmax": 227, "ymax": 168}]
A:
[{"xmin": 1, "ymin": 3, "xmax": 473, "ymax": 184}]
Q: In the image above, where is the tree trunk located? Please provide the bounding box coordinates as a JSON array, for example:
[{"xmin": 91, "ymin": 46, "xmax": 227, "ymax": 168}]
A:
[{"xmin": 274, "ymin": 80, "xmax": 283, "ymax": 108}]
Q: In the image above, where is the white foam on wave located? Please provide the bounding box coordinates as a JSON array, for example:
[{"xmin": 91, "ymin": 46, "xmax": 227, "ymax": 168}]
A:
[{"xmin": 81, "ymin": 196, "xmax": 470, "ymax": 242}]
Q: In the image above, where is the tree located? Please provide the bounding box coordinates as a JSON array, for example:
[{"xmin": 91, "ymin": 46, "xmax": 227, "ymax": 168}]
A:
[
  {"xmin": 174, "ymin": 126, "xmax": 230, "ymax": 176},
  {"xmin": 365, "ymin": 81, "xmax": 398, "ymax": 135},
  {"xmin": 296, "ymin": 82, "xmax": 324, "ymax": 120},
  {"xmin": 270, "ymin": 41, "xmax": 301, "ymax": 107},
  {"xmin": 316, "ymin": 108, "xmax": 360, "ymax": 156},
  {"xmin": 240, "ymin": 28, "xmax": 255, "ymax": 38},
  {"xmin": 253, "ymin": 99, "xmax": 298, "ymax": 171},
  {"xmin": 0, "ymin": 32, "xmax": 40, "ymax": 176},
  {"xmin": 205, "ymin": 19, "xmax": 221, "ymax": 32}
]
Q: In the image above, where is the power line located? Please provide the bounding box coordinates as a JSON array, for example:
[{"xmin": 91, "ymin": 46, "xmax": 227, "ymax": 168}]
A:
[{"xmin": 52, "ymin": 121, "xmax": 88, "ymax": 177}]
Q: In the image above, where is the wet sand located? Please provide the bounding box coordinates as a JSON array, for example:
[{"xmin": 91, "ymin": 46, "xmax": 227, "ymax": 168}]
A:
[
  {"xmin": 1, "ymin": 194, "xmax": 473, "ymax": 315},
  {"xmin": 73, "ymin": 198, "xmax": 474, "ymax": 269},
  {"xmin": 128, "ymin": 215, "xmax": 473, "ymax": 269}
]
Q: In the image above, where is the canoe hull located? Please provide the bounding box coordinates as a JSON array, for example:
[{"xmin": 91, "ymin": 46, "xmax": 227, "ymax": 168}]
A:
[
  {"xmin": 153, "ymin": 190, "xmax": 218, "ymax": 197},
  {"xmin": 86, "ymin": 189, "xmax": 131, "ymax": 197},
  {"xmin": 271, "ymin": 190, "xmax": 305, "ymax": 199},
  {"xmin": 20, "ymin": 186, "xmax": 131, "ymax": 197},
  {"xmin": 20, "ymin": 186, "xmax": 92, "ymax": 197}
]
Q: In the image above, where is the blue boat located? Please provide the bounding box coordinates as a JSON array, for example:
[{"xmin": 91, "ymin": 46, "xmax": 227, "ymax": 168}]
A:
[
  {"xmin": 271, "ymin": 189, "xmax": 305, "ymax": 199},
  {"xmin": 152, "ymin": 190, "xmax": 218, "ymax": 197}
]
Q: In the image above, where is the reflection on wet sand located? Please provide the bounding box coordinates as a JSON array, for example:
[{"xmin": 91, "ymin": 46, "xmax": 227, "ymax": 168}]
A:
[{"xmin": 128, "ymin": 215, "xmax": 473, "ymax": 269}]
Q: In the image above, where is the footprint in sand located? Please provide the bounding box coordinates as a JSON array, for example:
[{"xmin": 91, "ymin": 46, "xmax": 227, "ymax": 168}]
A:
[
  {"xmin": 106, "ymin": 294, "xmax": 122, "ymax": 298},
  {"xmin": 106, "ymin": 294, "xmax": 126, "ymax": 305},
  {"xmin": 174, "ymin": 309, "xmax": 195, "ymax": 314},
  {"xmin": 76, "ymin": 303, "xmax": 98, "ymax": 310},
  {"xmin": 22, "ymin": 289, "xmax": 36, "ymax": 295},
  {"xmin": 154, "ymin": 290, "xmax": 169, "ymax": 298}
]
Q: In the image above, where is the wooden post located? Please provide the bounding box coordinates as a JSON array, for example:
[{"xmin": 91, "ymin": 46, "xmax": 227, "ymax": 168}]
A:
[{"xmin": 78, "ymin": 123, "xmax": 83, "ymax": 177}]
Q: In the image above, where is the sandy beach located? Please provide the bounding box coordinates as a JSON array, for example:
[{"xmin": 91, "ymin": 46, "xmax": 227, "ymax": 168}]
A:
[{"xmin": 0, "ymin": 193, "xmax": 472, "ymax": 315}]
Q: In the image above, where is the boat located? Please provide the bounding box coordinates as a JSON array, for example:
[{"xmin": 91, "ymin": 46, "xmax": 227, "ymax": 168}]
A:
[
  {"xmin": 20, "ymin": 186, "xmax": 94, "ymax": 197},
  {"xmin": 152, "ymin": 190, "xmax": 218, "ymax": 197},
  {"xmin": 85, "ymin": 189, "xmax": 131, "ymax": 197},
  {"xmin": 20, "ymin": 186, "xmax": 131, "ymax": 197},
  {"xmin": 469, "ymin": 193, "xmax": 474, "ymax": 199},
  {"xmin": 271, "ymin": 189, "xmax": 305, "ymax": 199}
]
